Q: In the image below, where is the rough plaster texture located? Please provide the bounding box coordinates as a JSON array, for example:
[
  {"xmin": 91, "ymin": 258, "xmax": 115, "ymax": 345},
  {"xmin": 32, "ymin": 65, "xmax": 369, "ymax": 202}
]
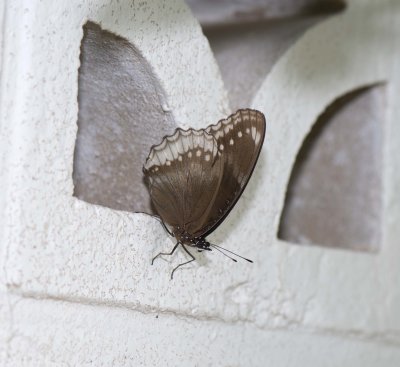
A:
[
  {"xmin": 4, "ymin": 295, "xmax": 400, "ymax": 367},
  {"xmin": 1, "ymin": 0, "xmax": 400, "ymax": 365}
]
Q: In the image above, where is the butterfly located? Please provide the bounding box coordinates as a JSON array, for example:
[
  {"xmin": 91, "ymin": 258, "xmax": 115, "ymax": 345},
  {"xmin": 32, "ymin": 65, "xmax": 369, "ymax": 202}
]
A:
[{"xmin": 143, "ymin": 109, "xmax": 266, "ymax": 279}]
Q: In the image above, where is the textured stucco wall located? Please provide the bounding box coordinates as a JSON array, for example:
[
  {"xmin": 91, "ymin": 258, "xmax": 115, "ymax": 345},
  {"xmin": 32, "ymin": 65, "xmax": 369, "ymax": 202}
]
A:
[{"xmin": 1, "ymin": 0, "xmax": 400, "ymax": 365}]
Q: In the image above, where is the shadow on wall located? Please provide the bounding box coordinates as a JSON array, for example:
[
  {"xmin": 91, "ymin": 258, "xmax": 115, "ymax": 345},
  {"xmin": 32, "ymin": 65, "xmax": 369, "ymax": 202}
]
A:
[
  {"xmin": 73, "ymin": 22, "xmax": 176, "ymax": 215},
  {"xmin": 186, "ymin": 0, "xmax": 346, "ymax": 109},
  {"xmin": 278, "ymin": 84, "xmax": 385, "ymax": 252}
]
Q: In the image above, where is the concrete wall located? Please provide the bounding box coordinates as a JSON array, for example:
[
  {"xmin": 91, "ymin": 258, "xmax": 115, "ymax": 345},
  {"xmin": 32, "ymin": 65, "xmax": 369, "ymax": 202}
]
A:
[{"xmin": 1, "ymin": 0, "xmax": 400, "ymax": 365}]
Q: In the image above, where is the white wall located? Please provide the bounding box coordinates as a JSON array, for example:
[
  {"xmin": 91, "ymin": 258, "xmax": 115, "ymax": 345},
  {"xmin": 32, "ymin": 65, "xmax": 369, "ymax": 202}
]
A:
[{"xmin": 1, "ymin": 0, "xmax": 400, "ymax": 365}]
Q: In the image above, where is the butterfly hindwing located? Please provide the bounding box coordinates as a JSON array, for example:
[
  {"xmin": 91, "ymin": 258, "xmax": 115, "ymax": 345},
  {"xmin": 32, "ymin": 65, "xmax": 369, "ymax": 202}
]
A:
[{"xmin": 143, "ymin": 129, "xmax": 223, "ymax": 235}]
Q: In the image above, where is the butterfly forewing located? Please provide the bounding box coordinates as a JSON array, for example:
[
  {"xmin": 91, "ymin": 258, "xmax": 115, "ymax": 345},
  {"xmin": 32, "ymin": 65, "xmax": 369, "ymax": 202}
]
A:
[
  {"xmin": 143, "ymin": 129, "xmax": 223, "ymax": 234},
  {"xmin": 198, "ymin": 109, "xmax": 266, "ymax": 236}
]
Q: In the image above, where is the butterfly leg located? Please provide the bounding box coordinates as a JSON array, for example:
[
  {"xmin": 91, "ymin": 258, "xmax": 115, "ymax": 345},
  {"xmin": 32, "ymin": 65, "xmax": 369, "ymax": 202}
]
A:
[
  {"xmin": 151, "ymin": 215, "xmax": 174, "ymax": 236},
  {"xmin": 151, "ymin": 242, "xmax": 180, "ymax": 265},
  {"xmin": 170, "ymin": 245, "xmax": 195, "ymax": 280},
  {"xmin": 160, "ymin": 221, "xmax": 173, "ymax": 236}
]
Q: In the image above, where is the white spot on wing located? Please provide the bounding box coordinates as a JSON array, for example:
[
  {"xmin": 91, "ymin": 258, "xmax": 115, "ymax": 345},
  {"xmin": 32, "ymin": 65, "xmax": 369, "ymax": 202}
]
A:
[
  {"xmin": 229, "ymin": 139, "xmax": 234, "ymax": 145},
  {"xmin": 170, "ymin": 143, "xmax": 178, "ymax": 160},
  {"xmin": 196, "ymin": 150, "xmax": 201, "ymax": 157},
  {"xmin": 219, "ymin": 144, "xmax": 224, "ymax": 151},
  {"xmin": 188, "ymin": 151, "xmax": 192, "ymax": 158},
  {"xmin": 238, "ymin": 131, "xmax": 242, "ymax": 138},
  {"xmin": 181, "ymin": 135, "xmax": 190, "ymax": 153},
  {"xmin": 224, "ymin": 124, "xmax": 233, "ymax": 134},
  {"xmin": 205, "ymin": 154, "xmax": 210, "ymax": 161},
  {"xmin": 251, "ymin": 126, "xmax": 257, "ymax": 140}
]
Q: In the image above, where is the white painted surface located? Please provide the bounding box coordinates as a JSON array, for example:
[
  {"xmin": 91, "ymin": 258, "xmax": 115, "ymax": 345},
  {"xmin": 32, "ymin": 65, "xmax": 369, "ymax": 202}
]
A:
[
  {"xmin": 1, "ymin": 0, "xmax": 400, "ymax": 365},
  {"xmin": 4, "ymin": 295, "xmax": 400, "ymax": 367}
]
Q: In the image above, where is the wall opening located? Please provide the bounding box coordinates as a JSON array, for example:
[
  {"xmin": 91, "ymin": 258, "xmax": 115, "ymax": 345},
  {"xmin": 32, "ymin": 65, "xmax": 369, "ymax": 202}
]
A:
[
  {"xmin": 186, "ymin": 0, "xmax": 346, "ymax": 109},
  {"xmin": 73, "ymin": 22, "xmax": 176, "ymax": 214},
  {"xmin": 278, "ymin": 85, "xmax": 385, "ymax": 252}
]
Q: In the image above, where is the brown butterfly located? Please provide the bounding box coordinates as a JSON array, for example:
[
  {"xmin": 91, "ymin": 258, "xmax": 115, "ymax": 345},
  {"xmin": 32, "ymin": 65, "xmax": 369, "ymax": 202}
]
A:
[{"xmin": 143, "ymin": 109, "xmax": 266, "ymax": 278}]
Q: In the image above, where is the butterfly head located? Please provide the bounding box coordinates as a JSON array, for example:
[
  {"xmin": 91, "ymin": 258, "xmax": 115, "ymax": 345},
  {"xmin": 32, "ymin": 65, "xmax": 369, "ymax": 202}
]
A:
[{"xmin": 193, "ymin": 237, "xmax": 212, "ymax": 252}]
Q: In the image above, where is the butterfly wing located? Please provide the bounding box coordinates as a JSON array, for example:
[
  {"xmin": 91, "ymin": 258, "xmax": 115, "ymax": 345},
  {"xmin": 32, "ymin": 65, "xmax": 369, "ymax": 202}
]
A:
[
  {"xmin": 143, "ymin": 128, "xmax": 223, "ymax": 235},
  {"xmin": 198, "ymin": 109, "xmax": 266, "ymax": 237}
]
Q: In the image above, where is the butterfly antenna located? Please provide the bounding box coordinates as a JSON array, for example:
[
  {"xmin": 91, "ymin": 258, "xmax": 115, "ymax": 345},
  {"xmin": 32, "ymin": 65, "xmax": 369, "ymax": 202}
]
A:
[
  {"xmin": 211, "ymin": 244, "xmax": 253, "ymax": 263},
  {"xmin": 211, "ymin": 245, "xmax": 237, "ymax": 262}
]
